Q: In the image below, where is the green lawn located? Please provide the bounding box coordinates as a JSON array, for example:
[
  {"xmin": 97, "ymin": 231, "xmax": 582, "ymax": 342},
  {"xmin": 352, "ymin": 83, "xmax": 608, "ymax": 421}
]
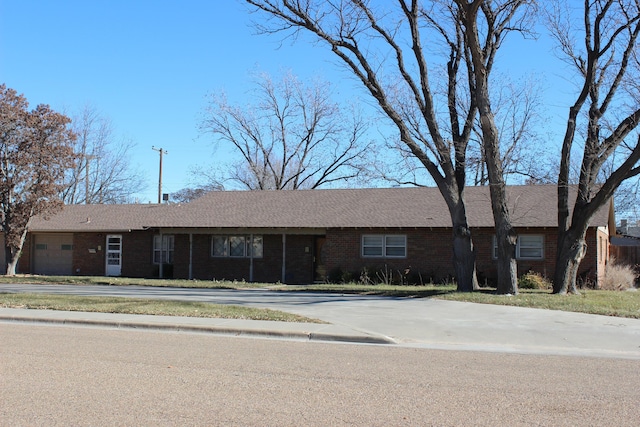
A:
[{"xmin": 1, "ymin": 275, "xmax": 639, "ymax": 319}]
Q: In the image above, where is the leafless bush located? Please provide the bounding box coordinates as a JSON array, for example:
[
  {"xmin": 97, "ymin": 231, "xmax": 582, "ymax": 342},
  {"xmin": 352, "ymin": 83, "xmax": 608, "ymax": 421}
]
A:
[
  {"xmin": 518, "ymin": 271, "xmax": 552, "ymax": 290},
  {"xmin": 600, "ymin": 258, "xmax": 638, "ymax": 291}
]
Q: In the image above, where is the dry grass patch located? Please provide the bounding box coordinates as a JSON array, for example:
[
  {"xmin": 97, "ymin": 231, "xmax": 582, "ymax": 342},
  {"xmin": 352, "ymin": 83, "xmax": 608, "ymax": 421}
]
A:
[
  {"xmin": 0, "ymin": 293, "xmax": 323, "ymax": 323},
  {"xmin": 0, "ymin": 275, "xmax": 276, "ymax": 289}
]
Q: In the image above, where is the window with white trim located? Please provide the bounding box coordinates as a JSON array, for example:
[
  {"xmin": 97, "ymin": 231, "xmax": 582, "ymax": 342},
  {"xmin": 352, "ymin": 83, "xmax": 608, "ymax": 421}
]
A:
[
  {"xmin": 492, "ymin": 235, "xmax": 544, "ymax": 260},
  {"xmin": 212, "ymin": 235, "xmax": 263, "ymax": 258},
  {"xmin": 362, "ymin": 235, "xmax": 406, "ymax": 258},
  {"xmin": 153, "ymin": 235, "xmax": 174, "ymax": 264}
]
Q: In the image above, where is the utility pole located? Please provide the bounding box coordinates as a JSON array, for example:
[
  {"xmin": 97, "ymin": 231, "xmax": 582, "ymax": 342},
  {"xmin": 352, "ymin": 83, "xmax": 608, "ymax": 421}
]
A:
[{"xmin": 152, "ymin": 146, "xmax": 168, "ymax": 204}]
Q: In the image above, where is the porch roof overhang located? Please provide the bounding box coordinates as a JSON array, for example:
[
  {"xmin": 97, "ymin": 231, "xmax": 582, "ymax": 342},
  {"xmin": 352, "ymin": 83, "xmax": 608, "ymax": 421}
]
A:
[{"xmin": 147, "ymin": 227, "xmax": 327, "ymax": 235}]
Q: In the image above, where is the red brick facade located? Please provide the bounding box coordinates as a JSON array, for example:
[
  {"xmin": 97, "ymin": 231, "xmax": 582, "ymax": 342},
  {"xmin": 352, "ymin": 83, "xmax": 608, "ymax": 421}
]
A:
[
  {"xmin": 323, "ymin": 227, "xmax": 603, "ymax": 286},
  {"xmin": 72, "ymin": 232, "xmax": 107, "ymax": 276},
  {"xmin": 63, "ymin": 231, "xmax": 158, "ymax": 278},
  {"xmin": 20, "ymin": 226, "xmax": 605, "ymax": 286},
  {"xmin": 38, "ymin": 231, "xmax": 317, "ymax": 284}
]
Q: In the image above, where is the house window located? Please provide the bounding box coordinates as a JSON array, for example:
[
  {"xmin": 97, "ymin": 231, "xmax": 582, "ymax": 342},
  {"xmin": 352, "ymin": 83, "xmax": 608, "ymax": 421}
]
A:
[
  {"xmin": 212, "ymin": 235, "xmax": 263, "ymax": 258},
  {"xmin": 362, "ymin": 235, "xmax": 406, "ymax": 258},
  {"xmin": 153, "ymin": 235, "xmax": 174, "ymax": 264},
  {"xmin": 493, "ymin": 235, "xmax": 544, "ymax": 260},
  {"xmin": 229, "ymin": 236, "xmax": 246, "ymax": 257},
  {"xmin": 212, "ymin": 236, "xmax": 228, "ymax": 257}
]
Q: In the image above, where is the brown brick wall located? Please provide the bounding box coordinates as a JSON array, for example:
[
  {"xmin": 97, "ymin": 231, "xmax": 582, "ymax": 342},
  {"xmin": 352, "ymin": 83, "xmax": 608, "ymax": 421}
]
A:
[
  {"xmin": 324, "ymin": 227, "xmax": 601, "ymax": 285},
  {"xmin": 121, "ymin": 231, "xmax": 156, "ymax": 278},
  {"xmin": 16, "ymin": 227, "xmax": 603, "ymax": 286},
  {"xmin": 252, "ymin": 234, "xmax": 284, "ymax": 283},
  {"xmin": 472, "ymin": 228, "xmax": 558, "ymax": 285},
  {"xmin": 282, "ymin": 235, "xmax": 315, "ymax": 284},
  {"xmin": 70, "ymin": 231, "xmax": 157, "ymax": 278},
  {"xmin": 72, "ymin": 232, "xmax": 106, "ymax": 276},
  {"xmin": 324, "ymin": 228, "xmax": 455, "ymax": 283},
  {"xmin": 172, "ymin": 234, "xmax": 191, "ymax": 279}
]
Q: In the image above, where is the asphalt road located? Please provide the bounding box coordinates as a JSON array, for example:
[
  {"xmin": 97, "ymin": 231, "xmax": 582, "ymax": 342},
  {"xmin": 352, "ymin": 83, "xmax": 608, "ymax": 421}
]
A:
[{"xmin": 2, "ymin": 323, "xmax": 639, "ymax": 426}]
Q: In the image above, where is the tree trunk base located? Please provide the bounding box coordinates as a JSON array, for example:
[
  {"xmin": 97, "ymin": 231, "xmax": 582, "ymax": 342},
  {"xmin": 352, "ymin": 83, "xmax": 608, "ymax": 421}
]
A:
[
  {"xmin": 553, "ymin": 236, "xmax": 586, "ymax": 295},
  {"xmin": 452, "ymin": 232, "xmax": 478, "ymax": 293}
]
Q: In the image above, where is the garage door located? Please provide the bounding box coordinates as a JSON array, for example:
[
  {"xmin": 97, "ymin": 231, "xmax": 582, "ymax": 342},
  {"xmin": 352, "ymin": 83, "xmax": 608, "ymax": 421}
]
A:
[{"xmin": 33, "ymin": 234, "xmax": 73, "ymax": 275}]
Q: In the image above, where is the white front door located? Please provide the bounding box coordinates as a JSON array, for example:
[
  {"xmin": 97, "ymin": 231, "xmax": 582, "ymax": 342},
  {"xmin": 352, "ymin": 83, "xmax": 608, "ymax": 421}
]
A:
[{"xmin": 105, "ymin": 235, "xmax": 122, "ymax": 276}]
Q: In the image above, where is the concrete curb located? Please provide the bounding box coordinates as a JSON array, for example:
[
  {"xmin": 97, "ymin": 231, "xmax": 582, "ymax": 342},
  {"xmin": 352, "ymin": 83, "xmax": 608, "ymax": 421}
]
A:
[{"xmin": 0, "ymin": 311, "xmax": 396, "ymax": 345}]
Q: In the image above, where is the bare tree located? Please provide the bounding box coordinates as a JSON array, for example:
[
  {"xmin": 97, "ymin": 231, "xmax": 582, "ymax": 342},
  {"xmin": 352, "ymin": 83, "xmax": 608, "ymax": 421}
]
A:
[
  {"xmin": 0, "ymin": 85, "xmax": 77, "ymax": 275},
  {"xmin": 171, "ymin": 183, "xmax": 224, "ymax": 203},
  {"xmin": 379, "ymin": 72, "xmax": 553, "ymax": 188},
  {"xmin": 245, "ymin": 1, "xmax": 524, "ymax": 292},
  {"xmin": 167, "ymin": 164, "xmax": 229, "ymax": 203},
  {"xmin": 200, "ymin": 71, "xmax": 372, "ymax": 190},
  {"xmin": 613, "ymin": 178, "xmax": 640, "ymax": 222},
  {"xmin": 548, "ymin": 0, "xmax": 640, "ymax": 294},
  {"xmin": 61, "ymin": 105, "xmax": 146, "ymax": 204},
  {"xmin": 456, "ymin": 0, "xmax": 536, "ymax": 294},
  {"xmin": 468, "ymin": 75, "xmax": 553, "ymax": 186}
]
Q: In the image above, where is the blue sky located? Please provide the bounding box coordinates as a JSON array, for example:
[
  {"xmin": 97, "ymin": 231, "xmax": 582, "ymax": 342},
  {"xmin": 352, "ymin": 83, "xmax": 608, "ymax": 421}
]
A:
[{"xmin": 1, "ymin": 1, "xmax": 572, "ymax": 203}]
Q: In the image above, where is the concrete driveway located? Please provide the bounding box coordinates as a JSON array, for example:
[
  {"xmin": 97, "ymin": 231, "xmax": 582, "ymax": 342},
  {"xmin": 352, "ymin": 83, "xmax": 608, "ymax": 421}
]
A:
[{"xmin": 1, "ymin": 283, "xmax": 639, "ymax": 359}]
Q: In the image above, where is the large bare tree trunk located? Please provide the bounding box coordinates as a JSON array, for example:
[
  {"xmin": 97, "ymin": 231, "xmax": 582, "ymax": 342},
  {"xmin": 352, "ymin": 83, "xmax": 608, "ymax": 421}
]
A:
[
  {"xmin": 4, "ymin": 222, "xmax": 29, "ymax": 276},
  {"xmin": 473, "ymin": 73, "xmax": 519, "ymax": 294},
  {"xmin": 449, "ymin": 197, "xmax": 478, "ymax": 292},
  {"xmin": 549, "ymin": 0, "xmax": 640, "ymax": 294},
  {"xmin": 6, "ymin": 249, "xmax": 19, "ymax": 276},
  {"xmin": 554, "ymin": 201, "xmax": 592, "ymax": 294},
  {"xmin": 457, "ymin": 0, "xmax": 520, "ymax": 294},
  {"xmin": 493, "ymin": 206, "xmax": 518, "ymax": 294},
  {"xmin": 553, "ymin": 229, "xmax": 586, "ymax": 294},
  {"xmin": 452, "ymin": 234, "xmax": 477, "ymax": 292},
  {"xmin": 486, "ymin": 166, "xmax": 518, "ymax": 294}
]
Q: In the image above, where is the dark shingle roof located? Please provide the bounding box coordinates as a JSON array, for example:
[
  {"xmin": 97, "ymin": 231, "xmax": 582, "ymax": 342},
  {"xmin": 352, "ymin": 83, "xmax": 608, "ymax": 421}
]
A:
[
  {"xmin": 28, "ymin": 204, "xmax": 175, "ymax": 232},
  {"xmin": 28, "ymin": 185, "xmax": 610, "ymax": 232}
]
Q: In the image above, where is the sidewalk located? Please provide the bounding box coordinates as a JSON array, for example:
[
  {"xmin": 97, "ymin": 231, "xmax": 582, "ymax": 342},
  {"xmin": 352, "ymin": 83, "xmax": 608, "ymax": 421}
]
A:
[
  {"xmin": 0, "ymin": 308, "xmax": 395, "ymax": 345},
  {"xmin": 2, "ymin": 283, "xmax": 640, "ymax": 359}
]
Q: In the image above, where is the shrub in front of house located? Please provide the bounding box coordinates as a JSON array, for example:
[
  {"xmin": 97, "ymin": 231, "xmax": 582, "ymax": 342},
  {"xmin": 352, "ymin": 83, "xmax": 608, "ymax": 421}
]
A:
[
  {"xmin": 327, "ymin": 267, "xmax": 358, "ymax": 284},
  {"xmin": 600, "ymin": 259, "xmax": 638, "ymax": 291},
  {"xmin": 329, "ymin": 265, "xmax": 425, "ymax": 285},
  {"xmin": 518, "ymin": 271, "xmax": 552, "ymax": 290}
]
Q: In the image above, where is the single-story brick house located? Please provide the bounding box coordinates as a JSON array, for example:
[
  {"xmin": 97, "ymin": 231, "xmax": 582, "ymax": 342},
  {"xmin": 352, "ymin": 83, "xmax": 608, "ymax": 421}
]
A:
[{"xmin": 8, "ymin": 185, "xmax": 613, "ymax": 286}]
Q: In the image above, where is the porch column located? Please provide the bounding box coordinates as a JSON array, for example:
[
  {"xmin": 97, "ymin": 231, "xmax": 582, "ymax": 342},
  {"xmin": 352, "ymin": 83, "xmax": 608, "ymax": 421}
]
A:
[
  {"xmin": 158, "ymin": 230, "xmax": 164, "ymax": 279},
  {"xmin": 249, "ymin": 233, "xmax": 254, "ymax": 282}
]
